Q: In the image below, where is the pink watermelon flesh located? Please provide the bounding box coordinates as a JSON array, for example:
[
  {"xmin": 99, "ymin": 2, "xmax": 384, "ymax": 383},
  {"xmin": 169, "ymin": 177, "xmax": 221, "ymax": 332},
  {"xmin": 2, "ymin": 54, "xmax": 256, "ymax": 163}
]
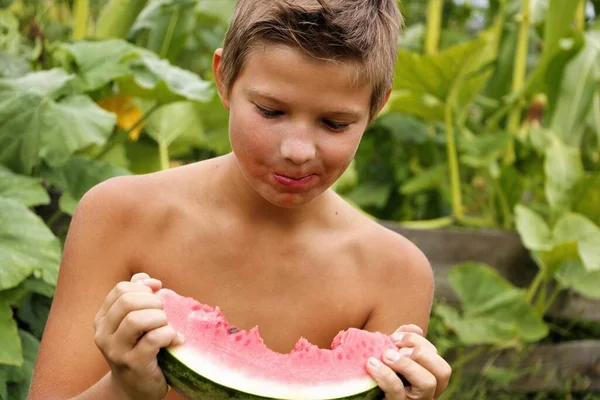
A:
[{"xmin": 157, "ymin": 289, "xmax": 399, "ymax": 399}]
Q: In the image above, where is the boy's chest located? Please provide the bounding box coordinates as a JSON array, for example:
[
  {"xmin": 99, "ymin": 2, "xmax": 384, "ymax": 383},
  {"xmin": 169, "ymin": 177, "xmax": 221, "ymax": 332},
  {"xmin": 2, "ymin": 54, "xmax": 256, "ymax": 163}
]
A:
[{"xmin": 140, "ymin": 227, "xmax": 374, "ymax": 353}]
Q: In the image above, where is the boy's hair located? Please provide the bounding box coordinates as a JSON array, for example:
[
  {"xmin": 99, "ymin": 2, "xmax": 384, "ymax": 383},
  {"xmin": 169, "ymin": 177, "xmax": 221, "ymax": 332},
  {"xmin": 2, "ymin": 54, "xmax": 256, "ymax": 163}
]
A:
[{"xmin": 220, "ymin": 0, "xmax": 403, "ymax": 119}]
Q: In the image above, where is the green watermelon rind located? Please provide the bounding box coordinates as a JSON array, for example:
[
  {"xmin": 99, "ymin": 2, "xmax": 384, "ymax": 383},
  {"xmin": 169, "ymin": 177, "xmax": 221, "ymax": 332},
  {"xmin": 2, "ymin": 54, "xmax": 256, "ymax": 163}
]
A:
[{"xmin": 158, "ymin": 347, "xmax": 385, "ymax": 400}]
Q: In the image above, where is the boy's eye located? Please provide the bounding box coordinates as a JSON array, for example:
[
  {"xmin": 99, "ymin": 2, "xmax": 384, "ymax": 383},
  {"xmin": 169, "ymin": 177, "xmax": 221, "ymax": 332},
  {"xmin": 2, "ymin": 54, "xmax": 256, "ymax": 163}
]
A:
[
  {"xmin": 256, "ymin": 105, "xmax": 283, "ymax": 118},
  {"xmin": 323, "ymin": 119, "xmax": 350, "ymax": 132}
]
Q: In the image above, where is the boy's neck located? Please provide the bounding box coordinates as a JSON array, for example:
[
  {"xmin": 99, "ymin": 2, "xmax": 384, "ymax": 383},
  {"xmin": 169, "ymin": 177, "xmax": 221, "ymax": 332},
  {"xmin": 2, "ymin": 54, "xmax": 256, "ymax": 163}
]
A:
[{"xmin": 216, "ymin": 153, "xmax": 330, "ymax": 229}]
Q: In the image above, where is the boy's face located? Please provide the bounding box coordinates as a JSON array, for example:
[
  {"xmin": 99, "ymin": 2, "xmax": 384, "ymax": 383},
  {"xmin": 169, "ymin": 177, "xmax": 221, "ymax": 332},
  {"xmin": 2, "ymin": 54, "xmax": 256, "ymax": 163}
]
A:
[{"xmin": 214, "ymin": 44, "xmax": 377, "ymax": 208}]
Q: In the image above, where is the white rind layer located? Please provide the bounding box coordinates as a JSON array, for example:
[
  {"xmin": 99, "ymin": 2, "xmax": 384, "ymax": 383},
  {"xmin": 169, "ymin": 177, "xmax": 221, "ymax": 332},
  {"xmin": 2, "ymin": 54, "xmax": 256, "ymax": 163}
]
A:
[{"xmin": 169, "ymin": 346, "xmax": 378, "ymax": 400}]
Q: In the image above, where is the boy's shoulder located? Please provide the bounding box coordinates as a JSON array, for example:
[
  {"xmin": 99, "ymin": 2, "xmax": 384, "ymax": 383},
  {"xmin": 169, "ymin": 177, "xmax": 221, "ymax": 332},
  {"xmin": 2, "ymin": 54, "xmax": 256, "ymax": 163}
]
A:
[{"xmin": 337, "ymin": 199, "xmax": 434, "ymax": 333}]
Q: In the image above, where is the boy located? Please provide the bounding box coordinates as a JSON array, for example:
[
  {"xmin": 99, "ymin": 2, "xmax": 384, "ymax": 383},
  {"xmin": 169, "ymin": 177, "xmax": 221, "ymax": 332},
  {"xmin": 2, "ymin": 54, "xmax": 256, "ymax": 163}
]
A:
[{"xmin": 30, "ymin": 0, "xmax": 452, "ymax": 399}]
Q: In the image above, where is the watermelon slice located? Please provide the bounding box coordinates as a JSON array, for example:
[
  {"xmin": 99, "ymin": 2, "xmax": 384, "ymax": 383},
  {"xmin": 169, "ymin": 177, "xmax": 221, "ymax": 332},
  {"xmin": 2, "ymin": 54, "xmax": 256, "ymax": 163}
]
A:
[{"xmin": 157, "ymin": 289, "xmax": 398, "ymax": 399}]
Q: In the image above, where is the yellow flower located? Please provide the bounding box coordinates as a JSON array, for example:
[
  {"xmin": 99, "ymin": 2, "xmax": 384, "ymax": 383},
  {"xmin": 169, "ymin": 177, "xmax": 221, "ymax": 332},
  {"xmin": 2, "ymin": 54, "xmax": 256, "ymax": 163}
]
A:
[{"xmin": 98, "ymin": 96, "xmax": 144, "ymax": 141}]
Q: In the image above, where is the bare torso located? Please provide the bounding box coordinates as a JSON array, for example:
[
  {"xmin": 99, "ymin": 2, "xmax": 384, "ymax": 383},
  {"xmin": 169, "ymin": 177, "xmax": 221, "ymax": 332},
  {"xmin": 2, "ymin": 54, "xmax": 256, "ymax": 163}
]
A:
[{"xmin": 30, "ymin": 154, "xmax": 432, "ymax": 399}]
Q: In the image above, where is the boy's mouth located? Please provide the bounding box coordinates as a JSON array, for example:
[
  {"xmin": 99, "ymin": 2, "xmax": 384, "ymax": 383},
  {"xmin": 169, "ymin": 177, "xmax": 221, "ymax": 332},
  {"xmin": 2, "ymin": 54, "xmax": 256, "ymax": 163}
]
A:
[{"xmin": 273, "ymin": 173, "xmax": 316, "ymax": 188}]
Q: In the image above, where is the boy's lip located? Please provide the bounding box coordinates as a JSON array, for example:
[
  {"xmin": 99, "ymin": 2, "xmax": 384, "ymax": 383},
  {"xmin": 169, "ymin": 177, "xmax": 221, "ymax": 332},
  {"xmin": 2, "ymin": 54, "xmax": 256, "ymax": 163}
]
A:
[{"xmin": 273, "ymin": 173, "xmax": 316, "ymax": 188}]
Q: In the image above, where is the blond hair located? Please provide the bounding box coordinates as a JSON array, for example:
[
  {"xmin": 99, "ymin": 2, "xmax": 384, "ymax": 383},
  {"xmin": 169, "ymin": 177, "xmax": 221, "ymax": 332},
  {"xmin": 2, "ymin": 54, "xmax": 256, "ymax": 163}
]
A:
[{"xmin": 219, "ymin": 0, "xmax": 403, "ymax": 119}]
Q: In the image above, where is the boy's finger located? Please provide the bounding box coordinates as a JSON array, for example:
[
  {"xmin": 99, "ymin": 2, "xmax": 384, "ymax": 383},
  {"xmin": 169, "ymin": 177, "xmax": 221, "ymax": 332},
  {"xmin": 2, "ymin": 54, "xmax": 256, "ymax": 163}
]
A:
[
  {"xmin": 101, "ymin": 292, "xmax": 164, "ymax": 335},
  {"xmin": 114, "ymin": 309, "xmax": 169, "ymax": 346},
  {"xmin": 130, "ymin": 273, "xmax": 150, "ymax": 283},
  {"xmin": 97, "ymin": 282, "xmax": 153, "ymax": 319},
  {"xmin": 400, "ymin": 347, "xmax": 452, "ymax": 398},
  {"xmin": 366, "ymin": 358, "xmax": 406, "ymax": 400},
  {"xmin": 392, "ymin": 332, "xmax": 437, "ymax": 353},
  {"xmin": 395, "ymin": 324, "xmax": 424, "ymax": 336},
  {"xmin": 383, "ymin": 348, "xmax": 438, "ymax": 399},
  {"xmin": 132, "ymin": 325, "xmax": 184, "ymax": 367}
]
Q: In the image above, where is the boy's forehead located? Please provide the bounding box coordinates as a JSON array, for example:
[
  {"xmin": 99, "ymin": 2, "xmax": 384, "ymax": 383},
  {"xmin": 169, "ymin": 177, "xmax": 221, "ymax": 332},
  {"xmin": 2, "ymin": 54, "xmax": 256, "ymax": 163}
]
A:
[{"xmin": 245, "ymin": 43, "xmax": 369, "ymax": 88}]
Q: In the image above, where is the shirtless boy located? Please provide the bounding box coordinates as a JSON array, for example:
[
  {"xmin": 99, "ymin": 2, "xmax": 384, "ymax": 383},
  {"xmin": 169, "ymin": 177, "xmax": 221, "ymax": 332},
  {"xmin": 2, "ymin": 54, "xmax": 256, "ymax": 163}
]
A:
[{"xmin": 30, "ymin": 0, "xmax": 452, "ymax": 399}]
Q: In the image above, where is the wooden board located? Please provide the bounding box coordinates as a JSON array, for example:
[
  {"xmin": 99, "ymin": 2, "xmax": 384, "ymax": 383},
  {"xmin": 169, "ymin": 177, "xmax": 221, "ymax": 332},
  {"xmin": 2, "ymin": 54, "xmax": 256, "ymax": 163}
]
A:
[
  {"xmin": 458, "ymin": 340, "xmax": 600, "ymax": 392},
  {"xmin": 380, "ymin": 222, "xmax": 600, "ymax": 321}
]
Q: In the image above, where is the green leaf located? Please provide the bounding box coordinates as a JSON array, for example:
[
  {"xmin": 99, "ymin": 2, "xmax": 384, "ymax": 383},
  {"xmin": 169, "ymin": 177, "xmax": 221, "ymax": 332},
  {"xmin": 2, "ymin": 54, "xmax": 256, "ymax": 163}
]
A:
[
  {"xmin": 0, "ymin": 330, "xmax": 40, "ymax": 400},
  {"xmin": 42, "ymin": 156, "xmax": 130, "ymax": 216},
  {"xmin": 515, "ymin": 205, "xmax": 552, "ymax": 251},
  {"xmin": 125, "ymin": 136, "xmax": 162, "ymax": 174},
  {"xmin": 0, "ymin": 166, "xmax": 49, "ymax": 207},
  {"xmin": 0, "ymin": 71, "xmax": 116, "ymax": 173},
  {"xmin": 572, "ymin": 174, "xmax": 600, "ymax": 227},
  {"xmin": 543, "ymin": 0, "xmax": 583, "ymax": 59},
  {"xmin": 555, "ymin": 259, "xmax": 600, "ymax": 299},
  {"xmin": 0, "ymin": 53, "xmax": 30, "ymax": 79},
  {"xmin": 534, "ymin": 241, "xmax": 579, "ymax": 279},
  {"xmin": 544, "ymin": 135, "xmax": 584, "ymax": 211},
  {"xmin": 388, "ymin": 29, "xmax": 498, "ymax": 121},
  {"xmin": 59, "ymin": 40, "xmax": 143, "ymax": 92},
  {"xmin": 345, "ymin": 182, "xmax": 391, "ymax": 209},
  {"xmin": 0, "ymin": 198, "xmax": 61, "ymax": 290},
  {"xmin": 444, "ymin": 263, "xmax": 548, "ymax": 345},
  {"xmin": 553, "ymin": 213, "xmax": 600, "ymax": 271},
  {"xmin": 145, "ymin": 101, "xmax": 205, "ymax": 147},
  {"xmin": 129, "ymin": 0, "xmax": 196, "ymax": 62},
  {"xmin": 17, "ymin": 294, "xmax": 52, "ymax": 339},
  {"xmin": 459, "ymin": 132, "xmax": 512, "ymax": 168},
  {"xmin": 196, "ymin": 0, "xmax": 235, "ymax": 22},
  {"xmin": 375, "ymin": 113, "xmax": 431, "ymax": 144},
  {"xmin": 550, "ymin": 31, "xmax": 600, "ymax": 147},
  {"xmin": 118, "ymin": 56, "xmax": 214, "ymax": 104},
  {"xmin": 0, "ymin": 302, "xmax": 21, "ymax": 366},
  {"xmin": 400, "ymin": 165, "xmax": 447, "ymax": 195}
]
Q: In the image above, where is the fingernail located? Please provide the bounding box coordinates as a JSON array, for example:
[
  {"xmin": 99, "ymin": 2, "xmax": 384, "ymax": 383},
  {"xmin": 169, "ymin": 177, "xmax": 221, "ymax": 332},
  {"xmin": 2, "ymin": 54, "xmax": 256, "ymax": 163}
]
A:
[
  {"xmin": 368, "ymin": 357, "xmax": 382, "ymax": 368},
  {"xmin": 385, "ymin": 349, "xmax": 400, "ymax": 362},
  {"xmin": 391, "ymin": 332, "xmax": 404, "ymax": 343},
  {"xmin": 399, "ymin": 348, "xmax": 414, "ymax": 357}
]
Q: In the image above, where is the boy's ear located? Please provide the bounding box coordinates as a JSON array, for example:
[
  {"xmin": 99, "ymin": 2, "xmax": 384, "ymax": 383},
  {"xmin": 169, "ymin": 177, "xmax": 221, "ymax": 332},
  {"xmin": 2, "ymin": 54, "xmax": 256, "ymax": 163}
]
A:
[
  {"xmin": 377, "ymin": 88, "xmax": 392, "ymax": 114},
  {"xmin": 212, "ymin": 48, "xmax": 230, "ymax": 110}
]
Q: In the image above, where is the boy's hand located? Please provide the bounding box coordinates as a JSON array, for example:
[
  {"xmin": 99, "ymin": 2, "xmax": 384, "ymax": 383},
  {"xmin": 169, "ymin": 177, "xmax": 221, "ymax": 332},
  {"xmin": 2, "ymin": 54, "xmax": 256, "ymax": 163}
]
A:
[
  {"xmin": 94, "ymin": 273, "xmax": 184, "ymax": 400},
  {"xmin": 366, "ymin": 325, "xmax": 451, "ymax": 399}
]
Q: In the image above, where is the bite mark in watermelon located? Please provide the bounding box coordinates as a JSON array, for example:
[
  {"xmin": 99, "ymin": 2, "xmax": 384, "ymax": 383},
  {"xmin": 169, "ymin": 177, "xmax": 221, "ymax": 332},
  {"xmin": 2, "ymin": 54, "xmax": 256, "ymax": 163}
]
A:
[{"xmin": 157, "ymin": 289, "xmax": 399, "ymax": 399}]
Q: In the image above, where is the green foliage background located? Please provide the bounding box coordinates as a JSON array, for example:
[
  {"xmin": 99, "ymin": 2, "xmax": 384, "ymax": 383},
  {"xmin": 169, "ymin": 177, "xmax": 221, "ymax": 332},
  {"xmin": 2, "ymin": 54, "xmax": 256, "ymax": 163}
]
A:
[{"xmin": 0, "ymin": 0, "xmax": 599, "ymax": 398}]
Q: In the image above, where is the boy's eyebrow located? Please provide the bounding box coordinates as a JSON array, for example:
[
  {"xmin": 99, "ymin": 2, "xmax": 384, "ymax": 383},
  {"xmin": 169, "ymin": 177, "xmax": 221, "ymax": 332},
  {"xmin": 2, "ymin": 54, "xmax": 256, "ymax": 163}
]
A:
[{"xmin": 245, "ymin": 87, "xmax": 364, "ymax": 119}]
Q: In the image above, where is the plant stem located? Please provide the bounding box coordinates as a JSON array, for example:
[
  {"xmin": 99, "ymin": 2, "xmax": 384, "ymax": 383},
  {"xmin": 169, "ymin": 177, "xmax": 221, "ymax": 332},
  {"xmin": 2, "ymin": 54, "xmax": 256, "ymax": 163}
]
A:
[
  {"xmin": 425, "ymin": 0, "xmax": 444, "ymax": 55},
  {"xmin": 450, "ymin": 347, "xmax": 488, "ymax": 370},
  {"xmin": 526, "ymin": 270, "xmax": 544, "ymax": 305},
  {"xmin": 159, "ymin": 7, "xmax": 180, "ymax": 59},
  {"xmin": 46, "ymin": 209, "xmax": 63, "ymax": 228},
  {"xmin": 505, "ymin": 0, "xmax": 531, "ymax": 164},
  {"xmin": 445, "ymin": 105, "xmax": 465, "ymax": 222},
  {"xmin": 541, "ymin": 285, "xmax": 563, "ymax": 315},
  {"xmin": 159, "ymin": 143, "xmax": 170, "ymax": 170},
  {"xmin": 576, "ymin": 1, "xmax": 586, "ymax": 32},
  {"xmin": 94, "ymin": 104, "xmax": 160, "ymax": 161},
  {"xmin": 72, "ymin": 0, "xmax": 89, "ymax": 39}
]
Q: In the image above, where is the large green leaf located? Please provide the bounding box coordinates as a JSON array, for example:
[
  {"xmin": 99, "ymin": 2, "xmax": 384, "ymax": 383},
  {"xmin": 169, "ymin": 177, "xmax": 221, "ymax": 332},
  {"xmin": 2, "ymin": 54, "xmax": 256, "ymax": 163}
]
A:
[
  {"xmin": 388, "ymin": 28, "xmax": 498, "ymax": 121},
  {"xmin": 0, "ymin": 166, "xmax": 49, "ymax": 207},
  {"xmin": 572, "ymin": 174, "xmax": 600, "ymax": 226},
  {"xmin": 550, "ymin": 31, "xmax": 600, "ymax": 147},
  {"xmin": 59, "ymin": 40, "xmax": 143, "ymax": 92},
  {"xmin": 17, "ymin": 294, "xmax": 52, "ymax": 340},
  {"xmin": 196, "ymin": 0, "xmax": 235, "ymax": 22},
  {"xmin": 0, "ymin": 302, "xmax": 21, "ymax": 366},
  {"xmin": 553, "ymin": 213, "xmax": 600, "ymax": 271},
  {"xmin": 0, "ymin": 330, "xmax": 39, "ymax": 400},
  {"xmin": 42, "ymin": 156, "xmax": 130, "ymax": 216},
  {"xmin": 544, "ymin": 135, "xmax": 584, "ymax": 211},
  {"xmin": 0, "ymin": 70, "xmax": 116, "ymax": 173},
  {"xmin": 444, "ymin": 263, "xmax": 548, "ymax": 345},
  {"xmin": 555, "ymin": 259, "xmax": 600, "ymax": 299},
  {"xmin": 515, "ymin": 205, "xmax": 552, "ymax": 251},
  {"xmin": 543, "ymin": 0, "xmax": 583, "ymax": 59},
  {"xmin": 459, "ymin": 132, "xmax": 512, "ymax": 168},
  {"xmin": 129, "ymin": 0, "xmax": 196, "ymax": 62},
  {"xmin": 118, "ymin": 55, "xmax": 214, "ymax": 104},
  {"xmin": 145, "ymin": 101, "xmax": 205, "ymax": 148},
  {"xmin": 0, "ymin": 198, "xmax": 61, "ymax": 290},
  {"xmin": 0, "ymin": 53, "xmax": 30, "ymax": 78}
]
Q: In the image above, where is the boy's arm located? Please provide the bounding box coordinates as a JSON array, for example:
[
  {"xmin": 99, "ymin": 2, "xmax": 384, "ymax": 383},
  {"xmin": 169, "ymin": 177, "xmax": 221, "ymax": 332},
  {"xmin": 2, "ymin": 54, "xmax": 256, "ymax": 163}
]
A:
[
  {"xmin": 361, "ymin": 232, "xmax": 451, "ymax": 399},
  {"xmin": 29, "ymin": 178, "xmax": 136, "ymax": 399},
  {"xmin": 362, "ymin": 237, "xmax": 434, "ymax": 335}
]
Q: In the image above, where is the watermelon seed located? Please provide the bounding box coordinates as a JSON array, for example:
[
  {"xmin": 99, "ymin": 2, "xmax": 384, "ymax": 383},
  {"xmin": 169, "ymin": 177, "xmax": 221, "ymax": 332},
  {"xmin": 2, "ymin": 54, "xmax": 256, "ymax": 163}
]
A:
[
  {"xmin": 337, "ymin": 353, "xmax": 343, "ymax": 360},
  {"xmin": 228, "ymin": 328, "xmax": 239, "ymax": 334}
]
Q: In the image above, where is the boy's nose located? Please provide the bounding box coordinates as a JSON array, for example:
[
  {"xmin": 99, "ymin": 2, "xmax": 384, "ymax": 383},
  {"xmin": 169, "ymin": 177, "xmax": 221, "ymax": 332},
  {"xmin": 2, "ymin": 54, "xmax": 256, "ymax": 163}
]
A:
[{"xmin": 280, "ymin": 138, "xmax": 316, "ymax": 165}]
